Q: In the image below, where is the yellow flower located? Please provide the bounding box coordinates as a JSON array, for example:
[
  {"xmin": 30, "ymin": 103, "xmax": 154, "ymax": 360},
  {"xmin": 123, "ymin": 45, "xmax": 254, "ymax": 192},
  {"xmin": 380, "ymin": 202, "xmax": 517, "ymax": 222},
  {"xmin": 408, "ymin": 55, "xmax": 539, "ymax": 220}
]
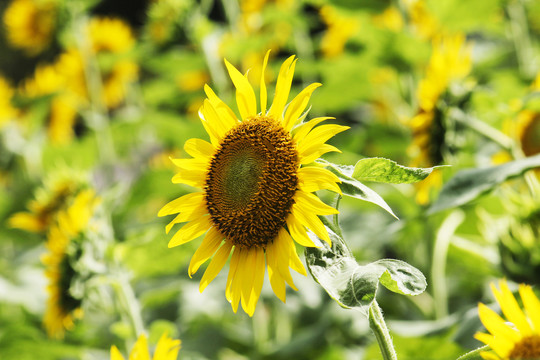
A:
[
  {"xmin": 0, "ymin": 76, "xmax": 18, "ymax": 125},
  {"xmin": 88, "ymin": 17, "xmax": 135, "ymax": 54},
  {"xmin": 319, "ymin": 5, "xmax": 359, "ymax": 58},
  {"xmin": 176, "ymin": 70, "xmax": 211, "ymax": 92},
  {"xmin": 475, "ymin": 279, "xmax": 540, "ymax": 360},
  {"xmin": 102, "ymin": 60, "xmax": 139, "ymax": 109},
  {"xmin": 3, "ymin": 0, "xmax": 56, "ymax": 55},
  {"xmin": 9, "ymin": 178, "xmax": 79, "ymax": 233},
  {"xmin": 403, "ymin": 0, "xmax": 439, "ymax": 40},
  {"xmin": 407, "ymin": 34, "xmax": 472, "ymax": 204},
  {"xmin": 42, "ymin": 189, "xmax": 99, "ymax": 338},
  {"xmin": 372, "ymin": 6, "xmax": 404, "ymax": 32},
  {"xmin": 158, "ymin": 52, "xmax": 348, "ymax": 316},
  {"xmin": 110, "ymin": 333, "xmax": 181, "ymax": 360}
]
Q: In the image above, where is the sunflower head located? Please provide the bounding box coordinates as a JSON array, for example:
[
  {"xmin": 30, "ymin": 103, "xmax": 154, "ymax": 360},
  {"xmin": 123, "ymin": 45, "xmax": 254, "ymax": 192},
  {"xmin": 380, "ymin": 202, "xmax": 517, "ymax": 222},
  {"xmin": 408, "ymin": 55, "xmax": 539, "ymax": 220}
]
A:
[
  {"xmin": 159, "ymin": 51, "xmax": 348, "ymax": 315},
  {"xmin": 9, "ymin": 177, "xmax": 82, "ymax": 233},
  {"xmin": 110, "ymin": 333, "xmax": 181, "ymax": 360},
  {"xmin": 3, "ymin": 0, "xmax": 57, "ymax": 55},
  {"xmin": 42, "ymin": 189, "xmax": 99, "ymax": 338},
  {"xmin": 87, "ymin": 17, "xmax": 135, "ymax": 54},
  {"xmin": 475, "ymin": 279, "xmax": 540, "ymax": 360}
]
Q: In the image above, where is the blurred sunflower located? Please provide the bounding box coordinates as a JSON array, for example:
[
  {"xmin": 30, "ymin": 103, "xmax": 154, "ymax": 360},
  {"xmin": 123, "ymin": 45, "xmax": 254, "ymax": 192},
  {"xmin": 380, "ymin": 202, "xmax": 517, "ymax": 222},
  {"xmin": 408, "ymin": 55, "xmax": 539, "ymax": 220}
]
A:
[
  {"xmin": 319, "ymin": 5, "xmax": 359, "ymax": 58},
  {"xmin": 0, "ymin": 75, "xmax": 18, "ymax": 125},
  {"xmin": 408, "ymin": 34, "xmax": 472, "ymax": 204},
  {"xmin": 2, "ymin": 0, "xmax": 57, "ymax": 55},
  {"xmin": 9, "ymin": 176, "xmax": 82, "ymax": 233},
  {"xmin": 475, "ymin": 279, "xmax": 540, "ymax": 360},
  {"xmin": 87, "ymin": 17, "xmax": 139, "ymax": 109},
  {"xmin": 403, "ymin": 0, "xmax": 439, "ymax": 40},
  {"xmin": 42, "ymin": 189, "xmax": 99, "ymax": 338},
  {"xmin": 111, "ymin": 333, "xmax": 181, "ymax": 360},
  {"xmin": 159, "ymin": 52, "xmax": 347, "ymax": 316},
  {"xmin": 87, "ymin": 17, "xmax": 134, "ymax": 54}
]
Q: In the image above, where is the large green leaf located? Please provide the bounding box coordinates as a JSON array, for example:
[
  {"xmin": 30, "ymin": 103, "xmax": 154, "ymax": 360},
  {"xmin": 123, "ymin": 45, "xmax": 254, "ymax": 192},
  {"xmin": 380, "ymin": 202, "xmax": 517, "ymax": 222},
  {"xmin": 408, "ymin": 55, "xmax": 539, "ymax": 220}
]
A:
[
  {"xmin": 321, "ymin": 161, "xmax": 398, "ymax": 219},
  {"xmin": 429, "ymin": 154, "xmax": 540, "ymax": 214},
  {"xmin": 352, "ymin": 157, "xmax": 443, "ymax": 184},
  {"xmin": 305, "ymin": 227, "xmax": 427, "ymax": 314}
]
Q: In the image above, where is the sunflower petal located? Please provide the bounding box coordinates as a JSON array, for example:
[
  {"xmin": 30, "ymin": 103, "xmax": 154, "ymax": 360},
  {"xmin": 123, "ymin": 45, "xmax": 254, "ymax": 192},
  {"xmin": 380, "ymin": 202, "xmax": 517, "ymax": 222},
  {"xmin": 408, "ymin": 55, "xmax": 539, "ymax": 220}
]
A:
[
  {"xmin": 224, "ymin": 59, "xmax": 257, "ymax": 120},
  {"xmin": 298, "ymin": 166, "xmax": 342, "ymax": 194},
  {"xmin": 184, "ymin": 138, "xmax": 215, "ymax": 160},
  {"xmin": 474, "ymin": 332, "xmax": 514, "ymax": 358},
  {"xmin": 266, "ymin": 242, "xmax": 287, "ymax": 302},
  {"xmin": 204, "ymin": 84, "xmax": 237, "ymax": 127},
  {"xmin": 171, "ymin": 168, "xmax": 206, "ymax": 188},
  {"xmin": 478, "ymin": 303, "xmax": 521, "ymax": 343},
  {"xmin": 293, "ymin": 117, "xmax": 333, "ymax": 142},
  {"xmin": 299, "ymin": 143, "xmax": 341, "ymax": 165},
  {"xmin": 165, "ymin": 203, "xmax": 207, "ymax": 234},
  {"xmin": 240, "ymin": 248, "xmax": 257, "ymax": 314},
  {"xmin": 168, "ymin": 216, "xmax": 211, "ymax": 248},
  {"xmin": 286, "ymin": 215, "xmax": 317, "ymax": 247},
  {"xmin": 188, "ymin": 227, "xmax": 223, "ymax": 277},
  {"xmin": 294, "ymin": 191, "xmax": 339, "ymax": 216},
  {"xmin": 260, "ymin": 50, "xmax": 270, "ymax": 114},
  {"xmin": 268, "ymin": 55, "xmax": 296, "ymax": 120},
  {"xmin": 291, "ymin": 203, "xmax": 331, "ymax": 245},
  {"xmin": 226, "ymin": 247, "xmax": 241, "ymax": 302},
  {"xmin": 200, "ymin": 99, "xmax": 231, "ymax": 140},
  {"xmin": 491, "ymin": 281, "xmax": 532, "ymax": 336},
  {"xmin": 283, "ymin": 83, "xmax": 321, "ymax": 131},
  {"xmin": 519, "ymin": 284, "xmax": 540, "ymax": 332},
  {"xmin": 199, "ymin": 241, "xmax": 233, "ymax": 292},
  {"xmin": 158, "ymin": 192, "xmax": 205, "ymax": 217},
  {"xmin": 169, "ymin": 157, "xmax": 208, "ymax": 171}
]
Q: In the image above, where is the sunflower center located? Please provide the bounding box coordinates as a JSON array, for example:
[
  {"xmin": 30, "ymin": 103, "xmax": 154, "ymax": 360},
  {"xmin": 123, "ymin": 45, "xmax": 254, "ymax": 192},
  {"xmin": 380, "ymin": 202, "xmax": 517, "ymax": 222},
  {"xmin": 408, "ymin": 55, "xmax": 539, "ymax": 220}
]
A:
[
  {"xmin": 58, "ymin": 254, "xmax": 82, "ymax": 313},
  {"xmin": 509, "ymin": 335, "xmax": 540, "ymax": 359},
  {"xmin": 521, "ymin": 114, "xmax": 540, "ymax": 157},
  {"xmin": 205, "ymin": 115, "xmax": 298, "ymax": 248}
]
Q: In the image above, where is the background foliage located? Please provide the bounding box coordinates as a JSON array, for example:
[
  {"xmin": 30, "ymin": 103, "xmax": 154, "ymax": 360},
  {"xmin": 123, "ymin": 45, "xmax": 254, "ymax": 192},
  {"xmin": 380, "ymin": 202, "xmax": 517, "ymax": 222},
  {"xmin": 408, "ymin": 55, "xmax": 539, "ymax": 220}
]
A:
[{"xmin": 0, "ymin": 0, "xmax": 539, "ymax": 359}]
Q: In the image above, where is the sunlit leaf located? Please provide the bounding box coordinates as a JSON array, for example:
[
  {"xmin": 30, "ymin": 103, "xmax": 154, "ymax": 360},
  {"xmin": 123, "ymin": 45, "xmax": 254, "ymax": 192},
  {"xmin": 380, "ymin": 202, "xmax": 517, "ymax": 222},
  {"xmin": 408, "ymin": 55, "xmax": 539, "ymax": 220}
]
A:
[
  {"xmin": 305, "ymin": 227, "xmax": 427, "ymax": 313},
  {"xmin": 429, "ymin": 154, "xmax": 540, "ymax": 213},
  {"xmin": 352, "ymin": 157, "xmax": 443, "ymax": 184},
  {"xmin": 320, "ymin": 161, "xmax": 398, "ymax": 219}
]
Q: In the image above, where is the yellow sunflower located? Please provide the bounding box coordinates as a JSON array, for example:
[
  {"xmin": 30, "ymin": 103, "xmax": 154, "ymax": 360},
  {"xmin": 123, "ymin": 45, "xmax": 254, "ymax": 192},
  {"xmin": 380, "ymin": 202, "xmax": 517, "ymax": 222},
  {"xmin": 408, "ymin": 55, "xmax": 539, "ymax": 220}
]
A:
[
  {"xmin": 2, "ymin": 0, "xmax": 57, "ymax": 55},
  {"xmin": 319, "ymin": 5, "xmax": 359, "ymax": 58},
  {"xmin": 42, "ymin": 189, "xmax": 99, "ymax": 338},
  {"xmin": 111, "ymin": 333, "xmax": 181, "ymax": 360},
  {"xmin": 158, "ymin": 52, "xmax": 348, "ymax": 316},
  {"xmin": 87, "ymin": 17, "xmax": 135, "ymax": 54},
  {"xmin": 475, "ymin": 279, "xmax": 540, "ymax": 360},
  {"xmin": 9, "ymin": 178, "xmax": 79, "ymax": 233},
  {"xmin": 408, "ymin": 34, "xmax": 472, "ymax": 204}
]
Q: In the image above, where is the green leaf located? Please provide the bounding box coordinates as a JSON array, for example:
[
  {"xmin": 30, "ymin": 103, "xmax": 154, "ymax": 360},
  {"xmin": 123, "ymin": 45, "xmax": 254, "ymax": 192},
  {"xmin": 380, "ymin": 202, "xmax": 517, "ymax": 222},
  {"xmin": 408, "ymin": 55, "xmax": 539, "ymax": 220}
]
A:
[
  {"xmin": 429, "ymin": 154, "xmax": 540, "ymax": 214},
  {"xmin": 305, "ymin": 227, "xmax": 427, "ymax": 313},
  {"xmin": 352, "ymin": 157, "xmax": 443, "ymax": 184},
  {"xmin": 320, "ymin": 161, "xmax": 398, "ymax": 219}
]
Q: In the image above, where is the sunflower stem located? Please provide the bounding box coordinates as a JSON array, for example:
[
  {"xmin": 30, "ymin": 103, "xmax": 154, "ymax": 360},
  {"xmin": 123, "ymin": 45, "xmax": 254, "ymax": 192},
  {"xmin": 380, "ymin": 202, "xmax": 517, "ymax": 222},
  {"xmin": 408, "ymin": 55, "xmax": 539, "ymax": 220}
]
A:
[
  {"xmin": 456, "ymin": 345, "xmax": 489, "ymax": 360},
  {"xmin": 332, "ymin": 194, "xmax": 343, "ymax": 238},
  {"xmin": 368, "ymin": 300, "xmax": 398, "ymax": 360},
  {"xmin": 112, "ymin": 275, "xmax": 145, "ymax": 338}
]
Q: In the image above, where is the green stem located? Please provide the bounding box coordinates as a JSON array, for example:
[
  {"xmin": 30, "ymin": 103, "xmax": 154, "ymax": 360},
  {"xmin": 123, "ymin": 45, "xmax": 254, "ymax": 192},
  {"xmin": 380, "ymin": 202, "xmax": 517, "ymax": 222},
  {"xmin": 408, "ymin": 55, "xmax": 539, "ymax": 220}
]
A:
[
  {"xmin": 456, "ymin": 345, "xmax": 490, "ymax": 360},
  {"xmin": 369, "ymin": 300, "xmax": 398, "ymax": 360},
  {"xmin": 431, "ymin": 210, "xmax": 464, "ymax": 319},
  {"xmin": 112, "ymin": 275, "xmax": 145, "ymax": 337},
  {"xmin": 332, "ymin": 194, "xmax": 343, "ymax": 238},
  {"xmin": 449, "ymin": 108, "xmax": 513, "ymax": 151},
  {"xmin": 507, "ymin": 0, "xmax": 535, "ymax": 78}
]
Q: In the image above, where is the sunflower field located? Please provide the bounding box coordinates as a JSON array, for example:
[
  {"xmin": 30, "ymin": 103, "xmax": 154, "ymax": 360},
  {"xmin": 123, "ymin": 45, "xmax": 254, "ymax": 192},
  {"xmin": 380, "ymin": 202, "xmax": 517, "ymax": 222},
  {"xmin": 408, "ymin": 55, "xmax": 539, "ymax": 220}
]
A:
[{"xmin": 1, "ymin": 0, "xmax": 540, "ymax": 359}]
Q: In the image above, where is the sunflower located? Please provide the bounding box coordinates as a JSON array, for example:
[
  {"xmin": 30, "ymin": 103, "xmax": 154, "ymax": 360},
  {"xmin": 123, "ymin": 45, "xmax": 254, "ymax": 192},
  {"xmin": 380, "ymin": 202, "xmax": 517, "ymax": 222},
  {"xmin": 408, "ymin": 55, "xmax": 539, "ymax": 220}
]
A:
[
  {"xmin": 159, "ymin": 52, "xmax": 348, "ymax": 316},
  {"xmin": 408, "ymin": 34, "xmax": 472, "ymax": 204},
  {"xmin": 2, "ymin": 0, "xmax": 57, "ymax": 55},
  {"xmin": 111, "ymin": 333, "xmax": 181, "ymax": 360},
  {"xmin": 9, "ymin": 178, "xmax": 79, "ymax": 233},
  {"xmin": 42, "ymin": 189, "xmax": 99, "ymax": 338},
  {"xmin": 87, "ymin": 17, "xmax": 135, "ymax": 54},
  {"xmin": 475, "ymin": 279, "xmax": 540, "ymax": 360},
  {"xmin": 319, "ymin": 5, "xmax": 359, "ymax": 58}
]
